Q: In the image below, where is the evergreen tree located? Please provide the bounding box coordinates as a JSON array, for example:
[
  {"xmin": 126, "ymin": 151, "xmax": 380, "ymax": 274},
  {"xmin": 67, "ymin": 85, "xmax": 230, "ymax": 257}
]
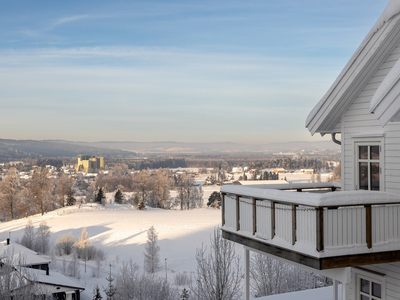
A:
[
  {"xmin": 103, "ymin": 264, "xmax": 116, "ymax": 300},
  {"xmin": 207, "ymin": 192, "xmax": 221, "ymax": 208},
  {"xmin": 95, "ymin": 188, "xmax": 105, "ymax": 204},
  {"xmin": 114, "ymin": 189, "xmax": 124, "ymax": 204},
  {"xmin": 137, "ymin": 199, "xmax": 146, "ymax": 210},
  {"xmin": 181, "ymin": 288, "xmax": 190, "ymax": 299},
  {"xmin": 93, "ymin": 285, "xmax": 103, "ymax": 300},
  {"xmin": 66, "ymin": 183, "xmax": 76, "ymax": 206},
  {"xmin": 144, "ymin": 225, "xmax": 160, "ymax": 273}
]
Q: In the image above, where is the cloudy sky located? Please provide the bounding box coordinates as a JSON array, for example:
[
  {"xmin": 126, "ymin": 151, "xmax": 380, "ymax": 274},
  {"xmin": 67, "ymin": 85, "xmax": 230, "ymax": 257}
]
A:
[{"xmin": 0, "ymin": 0, "xmax": 390, "ymax": 143}]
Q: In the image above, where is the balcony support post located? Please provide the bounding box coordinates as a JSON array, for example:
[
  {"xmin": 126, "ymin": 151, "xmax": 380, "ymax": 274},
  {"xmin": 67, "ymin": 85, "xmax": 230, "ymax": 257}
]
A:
[
  {"xmin": 236, "ymin": 195, "xmax": 240, "ymax": 231},
  {"xmin": 252, "ymin": 198, "xmax": 257, "ymax": 235},
  {"xmin": 271, "ymin": 201, "xmax": 276, "ymax": 239},
  {"xmin": 244, "ymin": 247, "xmax": 250, "ymax": 300},
  {"xmin": 316, "ymin": 207, "xmax": 324, "ymax": 252},
  {"xmin": 292, "ymin": 204, "xmax": 297, "ymax": 245},
  {"xmin": 221, "ymin": 193, "xmax": 226, "ymax": 226},
  {"xmin": 365, "ymin": 205, "xmax": 372, "ymax": 249}
]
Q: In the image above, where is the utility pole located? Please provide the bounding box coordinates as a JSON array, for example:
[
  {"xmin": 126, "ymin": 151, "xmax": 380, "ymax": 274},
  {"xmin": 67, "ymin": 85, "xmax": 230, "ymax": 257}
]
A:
[
  {"xmin": 165, "ymin": 258, "xmax": 168, "ymax": 280},
  {"xmin": 84, "ymin": 241, "xmax": 87, "ymax": 273}
]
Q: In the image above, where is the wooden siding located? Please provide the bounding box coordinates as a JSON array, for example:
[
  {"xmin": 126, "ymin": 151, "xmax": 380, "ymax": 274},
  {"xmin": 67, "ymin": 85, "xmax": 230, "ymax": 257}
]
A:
[
  {"xmin": 343, "ymin": 41, "xmax": 400, "ymax": 193},
  {"xmin": 357, "ymin": 262, "xmax": 400, "ymax": 300}
]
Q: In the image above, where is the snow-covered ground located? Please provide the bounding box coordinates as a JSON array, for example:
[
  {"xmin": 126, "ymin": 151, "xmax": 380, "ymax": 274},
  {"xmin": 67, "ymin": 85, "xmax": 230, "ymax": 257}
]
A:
[
  {"xmin": 0, "ymin": 203, "xmax": 222, "ymax": 299},
  {"xmin": 256, "ymin": 285, "xmax": 341, "ymax": 300},
  {"xmin": 0, "ymin": 184, "xmax": 335, "ymax": 300}
]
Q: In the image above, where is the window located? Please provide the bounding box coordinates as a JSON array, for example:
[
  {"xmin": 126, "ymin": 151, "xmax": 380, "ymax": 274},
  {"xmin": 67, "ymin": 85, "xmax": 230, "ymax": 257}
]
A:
[
  {"xmin": 356, "ymin": 144, "xmax": 380, "ymax": 190},
  {"xmin": 358, "ymin": 276, "xmax": 382, "ymax": 300}
]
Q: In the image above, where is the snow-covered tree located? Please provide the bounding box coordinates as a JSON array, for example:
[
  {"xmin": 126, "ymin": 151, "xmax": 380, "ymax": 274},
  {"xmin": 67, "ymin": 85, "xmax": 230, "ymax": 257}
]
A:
[
  {"xmin": 0, "ymin": 167, "xmax": 20, "ymax": 220},
  {"xmin": 20, "ymin": 220, "xmax": 35, "ymax": 250},
  {"xmin": 93, "ymin": 285, "xmax": 103, "ymax": 300},
  {"xmin": 250, "ymin": 252, "xmax": 287, "ymax": 297},
  {"xmin": 35, "ymin": 221, "xmax": 51, "ymax": 254},
  {"xmin": 28, "ymin": 167, "xmax": 53, "ymax": 215},
  {"xmin": 191, "ymin": 227, "xmax": 243, "ymax": 300},
  {"xmin": 144, "ymin": 225, "xmax": 160, "ymax": 273},
  {"xmin": 115, "ymin": 260, "xmax": 177, "ymax": 300},
  {"xmin": 104, "ymin": 264, "xmax": 116, "ymax": 300},
  {"xmin": 181, "ymin": 288, "xmax": 190, "ymax": 299}
]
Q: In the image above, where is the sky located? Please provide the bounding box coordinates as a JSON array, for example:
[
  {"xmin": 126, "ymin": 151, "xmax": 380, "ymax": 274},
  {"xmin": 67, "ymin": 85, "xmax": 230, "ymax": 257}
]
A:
[{"xmin": 0, "ymin": 0, "xmax": 391, "ymax": 144}]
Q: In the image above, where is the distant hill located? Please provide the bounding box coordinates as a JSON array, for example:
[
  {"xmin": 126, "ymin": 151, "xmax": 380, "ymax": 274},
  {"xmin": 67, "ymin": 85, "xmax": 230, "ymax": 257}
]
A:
[
  {"xmin": 69, "ymin": 140, "xmax": 340, "ymax": 154},
  {"xmin": 0, "ymin": 139, "xmax": 340, "ymax": 162},
  {"xmin": 0, "ymin": 139, "xmax": 136, "ymax": 162}
]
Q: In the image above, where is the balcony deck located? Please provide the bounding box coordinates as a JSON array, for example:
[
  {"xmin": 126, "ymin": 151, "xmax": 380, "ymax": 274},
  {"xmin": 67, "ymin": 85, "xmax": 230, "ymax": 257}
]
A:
[{"xmin": 220, "ymin": 182, "xmax": 400, "ymax": 270}]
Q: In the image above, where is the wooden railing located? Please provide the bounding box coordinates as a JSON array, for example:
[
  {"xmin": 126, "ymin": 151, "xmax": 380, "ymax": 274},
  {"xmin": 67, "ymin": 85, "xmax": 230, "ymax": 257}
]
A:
[{"xmin": 221, "ymin": 184, "xmax": 400, "ymax": 254}]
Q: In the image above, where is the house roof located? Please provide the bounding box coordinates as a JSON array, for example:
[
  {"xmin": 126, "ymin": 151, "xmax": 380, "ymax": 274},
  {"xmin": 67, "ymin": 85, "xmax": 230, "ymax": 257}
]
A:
[
  {"xmin": 306, "ymin": 0, "xmax": 400, "ymax": 135},
  {"xmin": 20, "ymin": 267, "xmax": 85, "ymax": 290},
  {"xmin": 0, "ymin": 241, "xmax": 50, "ymax": 267}
]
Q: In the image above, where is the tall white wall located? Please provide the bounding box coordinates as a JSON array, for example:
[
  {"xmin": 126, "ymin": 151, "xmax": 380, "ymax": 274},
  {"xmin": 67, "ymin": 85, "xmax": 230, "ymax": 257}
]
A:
[{"xmin": 342, "ymin": 42, "xmax": 400, "ymax": 193}]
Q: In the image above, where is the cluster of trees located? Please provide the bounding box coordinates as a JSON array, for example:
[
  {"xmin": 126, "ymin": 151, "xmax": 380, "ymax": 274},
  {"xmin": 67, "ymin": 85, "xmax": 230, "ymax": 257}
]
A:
[
  {"xmin": 0, "ymin": 167, "xmax": 76, "ymax": 221},
  {"xmin": 20, "ymin": 220, "xmax": 51, "ymax": 254}
]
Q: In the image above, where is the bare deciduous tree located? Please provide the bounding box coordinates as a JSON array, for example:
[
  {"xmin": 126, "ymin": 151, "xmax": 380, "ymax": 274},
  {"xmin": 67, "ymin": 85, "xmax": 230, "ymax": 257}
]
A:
[
  {"xmin": 0, "ymin": 167, "xmax": 21, "ymax": 220},
  {"xmin": 191, "ymin": 227, "xmax": 243, "ymax": 300}
]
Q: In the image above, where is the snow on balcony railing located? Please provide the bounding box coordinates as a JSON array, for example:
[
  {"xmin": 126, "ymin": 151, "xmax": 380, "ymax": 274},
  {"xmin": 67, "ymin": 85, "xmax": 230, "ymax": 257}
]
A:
[{"xmin": 221, "ymin": 183, "xmax": 400, "ymax": 256}]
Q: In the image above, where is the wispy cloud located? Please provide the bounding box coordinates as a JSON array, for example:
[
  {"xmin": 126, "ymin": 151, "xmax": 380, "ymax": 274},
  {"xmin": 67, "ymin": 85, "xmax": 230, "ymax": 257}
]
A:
[{"xmin": 54, "ymin": 14, "xmax": 106, "ymax": 26}]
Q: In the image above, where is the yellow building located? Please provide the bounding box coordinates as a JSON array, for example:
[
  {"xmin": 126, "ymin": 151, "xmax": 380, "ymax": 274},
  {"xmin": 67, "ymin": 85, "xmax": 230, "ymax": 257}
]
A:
[{"xmin": 75, "ymin": 155, "xmax": 104, "ymax": 173}]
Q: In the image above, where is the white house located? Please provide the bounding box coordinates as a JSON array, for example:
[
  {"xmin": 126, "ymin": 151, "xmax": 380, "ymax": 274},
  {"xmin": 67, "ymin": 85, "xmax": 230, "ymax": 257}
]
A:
[
  {"xmin": 221, "ymin": 1, "xmax": 400, "ymax": 300},
  {"xmin": 0, "ymin": 239, "xmax": 84, "ymax": 299}
]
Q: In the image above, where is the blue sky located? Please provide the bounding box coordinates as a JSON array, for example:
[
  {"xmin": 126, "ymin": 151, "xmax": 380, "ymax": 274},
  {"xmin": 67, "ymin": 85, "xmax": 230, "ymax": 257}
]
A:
[{"xmin": 0, "ymin": 0, "xmax": 391, "ymax": 143}]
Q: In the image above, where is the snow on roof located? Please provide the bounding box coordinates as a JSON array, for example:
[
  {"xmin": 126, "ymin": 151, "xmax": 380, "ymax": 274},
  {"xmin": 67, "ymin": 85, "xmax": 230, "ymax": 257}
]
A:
[
  {"xmin": 220, "ymin": 185, "xmax": 400, "ymax": 207},
  {"xmin": 370, "ymin": 56, "xmax": 400, "ymax": 125},
  {"xmin": 306, "ymin": 0, "xmax": 400, "ymax": 133},
  {"xmin": 255, "ymin": 285, "xmax": 341, "ymax": 300},
  {"xmin": 21, "ymin": 267, "xmax": 85, "ymax": 290},
  {"xmin": 0, "ymin": 241, "xmax": 50, "ymax": 266},
  {"xmin": 0, "ymin": 240, "xmax": 37, "ymax": 257}
]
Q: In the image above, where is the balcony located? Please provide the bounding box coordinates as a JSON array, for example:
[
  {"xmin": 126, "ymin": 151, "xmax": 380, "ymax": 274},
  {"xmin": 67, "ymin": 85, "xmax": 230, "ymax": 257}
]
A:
[{"xmin": 220, "ymin": 182, "xmax": 400, "ymax": 270}]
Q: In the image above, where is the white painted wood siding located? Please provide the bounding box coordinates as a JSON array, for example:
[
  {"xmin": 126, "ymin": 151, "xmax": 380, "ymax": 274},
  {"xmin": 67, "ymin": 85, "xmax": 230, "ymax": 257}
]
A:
[
  {"xmin": 225, "ymin": 195, "xmax": 237, "ymax": 229},
  {"xmin": 356, "ymin": 262, "xmax": 400, "ymax": 300},
  {"xmin": 239, "ymin": 197, "xmax": 253, "ymax": 233},
  {"xmin": 324, "ymin": 207, "xmax": 366, "ymax": 248},
  {"xmin": 255, "ymin": 200, "xmax": 272, "ymax": 240},
  {"xmin": 296, "ymin": 206, "xmax": 316, "ymax": 246},
  {"xmin": 372, "ymin": 205, "xmax": 400, "ymax": 244},
  {"xmin": 342, "ymin": 42, "xmax": 400, "ymax": 193},
  {"xmin": 275, "ymin": 203, "xmax": 292, "ymax": 244}
]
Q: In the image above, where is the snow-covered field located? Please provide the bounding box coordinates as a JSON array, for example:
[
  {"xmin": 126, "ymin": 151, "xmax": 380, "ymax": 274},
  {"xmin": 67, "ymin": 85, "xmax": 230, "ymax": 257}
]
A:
[
  {"xmin": 0, "ymin": 184, "xmax": 337, "ymax": 300},
  {"xmin": 0, "ymin": 202, "xmax": 221, "ymax": 299}
]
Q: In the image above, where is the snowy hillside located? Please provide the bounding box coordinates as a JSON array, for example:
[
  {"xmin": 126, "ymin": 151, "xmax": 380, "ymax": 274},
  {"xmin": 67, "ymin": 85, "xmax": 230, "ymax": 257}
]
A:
[{"xmin": 0, "ymin": 203, "xmax": 221, "ymax": 299}]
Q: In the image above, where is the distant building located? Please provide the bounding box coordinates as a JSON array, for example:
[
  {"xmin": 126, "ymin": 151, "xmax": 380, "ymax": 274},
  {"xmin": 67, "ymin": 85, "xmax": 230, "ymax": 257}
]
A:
[
  {"xmin": 300, "ymin": 168, "xmax": 314, "ymax": 174},
  {"xmin": 75, "ymin": 155, "xmax": 104, "ymax": 173}
]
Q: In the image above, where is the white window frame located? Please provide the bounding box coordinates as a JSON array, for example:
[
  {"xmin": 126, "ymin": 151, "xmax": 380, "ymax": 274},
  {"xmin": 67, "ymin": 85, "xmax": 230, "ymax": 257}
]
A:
[
  {"xmin": 355, "ymin": 268, "xmax": 386, "ymax": 300},
  {"xmin": 352, "ymin": 136, "xmax": 385, "ymax": 191}
]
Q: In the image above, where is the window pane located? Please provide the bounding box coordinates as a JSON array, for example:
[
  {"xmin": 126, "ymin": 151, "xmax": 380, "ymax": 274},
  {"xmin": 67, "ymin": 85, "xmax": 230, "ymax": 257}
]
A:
[
  {"xmin": 359, "ymin": 146, "xmax": 368, "ymax": 159},
  {"xmin": 360, "ymin": 296, "xmax": 370, "ymax": 300},
  {"xmin": 359, "ymin": 163, "xmax": 368, "ymax": 190},
  {"xmin": 370, "ymin": 146, "xmax": 379, "ymax": 160},
  {"xmin": 361, "ymin": 278, "xmax": 370, "ymax": 293},
  {"xmin": 372, "ymin": 282, "xmax": 381, "ymax": 298},
  {"xmin": 370, "ymin": 163, "xmax": 380, "ymax": 191}
]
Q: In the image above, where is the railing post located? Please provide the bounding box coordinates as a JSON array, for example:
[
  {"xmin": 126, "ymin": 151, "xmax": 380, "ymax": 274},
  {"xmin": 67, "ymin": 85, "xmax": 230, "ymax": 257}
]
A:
[
  {"xmin": 271, "ymin": 201, "xmax": 275, "ymax": 239},
  {"xmin": 316, "ymin": 207, "xmax": 324, "ymax": 252},
  {"xmin": 365, "ymin": 205, "xmax": 372, "ymax": 249},
  {"xmin": 252, "ymin": 198, "xmax": 257, "ymax": 235},
  {"xmin": 292, "ymin": 204, "xmax": 297, "ymax": 245},
  {"xmin": 236, "ymin": 195, "xmax": 240, "ymax": 231},
  {"xmin": 221, "ymin": 193, "xmax": 226, "ymax": 226}
]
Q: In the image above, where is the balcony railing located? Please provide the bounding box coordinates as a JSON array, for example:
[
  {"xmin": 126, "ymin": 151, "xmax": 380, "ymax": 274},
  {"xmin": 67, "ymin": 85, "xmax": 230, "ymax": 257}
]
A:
[{"xmin": 221, "ymin": 183, "xmax": 400, "ymax": 261}]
